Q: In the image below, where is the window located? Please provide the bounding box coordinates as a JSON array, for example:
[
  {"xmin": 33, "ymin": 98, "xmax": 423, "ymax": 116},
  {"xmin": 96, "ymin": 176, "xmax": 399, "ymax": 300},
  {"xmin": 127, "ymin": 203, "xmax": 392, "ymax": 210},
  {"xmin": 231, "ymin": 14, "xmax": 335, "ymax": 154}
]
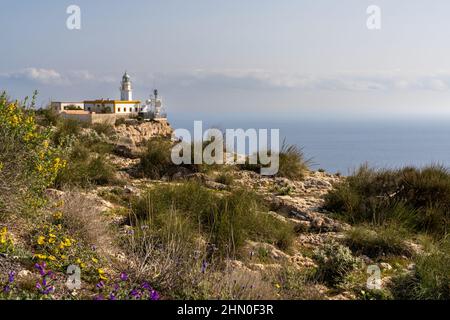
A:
[
  {"xmin": 135, "ymin": 107, "xmax": 138, "ymax": 112},
  {"xmin": 118, "ymin": 108, "xmax": 121, "ymax": 112}
]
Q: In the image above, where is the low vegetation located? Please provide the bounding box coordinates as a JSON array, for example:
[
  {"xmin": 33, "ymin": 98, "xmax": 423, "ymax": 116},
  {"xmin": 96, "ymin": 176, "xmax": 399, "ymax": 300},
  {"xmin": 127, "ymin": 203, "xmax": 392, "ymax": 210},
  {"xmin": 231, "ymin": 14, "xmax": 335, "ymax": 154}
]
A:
[
  {"xmin": 239, "ymin": 140, "xmax": 309, "ymax": 180},
  {"xmin": 312, "ymin": 241, "xmax": 359, "ymax": 287},
  {"xmin": 129, "ymin": 182, "xmax": 295, "ymax": 256},
  {"xmin": 324, "ymin": 164, "xmax": 450, "ymax": 238}
]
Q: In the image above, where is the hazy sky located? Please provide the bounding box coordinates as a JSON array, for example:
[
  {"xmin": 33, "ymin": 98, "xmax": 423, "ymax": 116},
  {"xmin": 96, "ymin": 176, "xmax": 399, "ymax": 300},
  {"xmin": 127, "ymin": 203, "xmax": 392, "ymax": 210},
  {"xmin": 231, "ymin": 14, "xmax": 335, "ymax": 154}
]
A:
[{"xmin": 2, "ymin": 0, "xmax": 450, "ymax": 119}]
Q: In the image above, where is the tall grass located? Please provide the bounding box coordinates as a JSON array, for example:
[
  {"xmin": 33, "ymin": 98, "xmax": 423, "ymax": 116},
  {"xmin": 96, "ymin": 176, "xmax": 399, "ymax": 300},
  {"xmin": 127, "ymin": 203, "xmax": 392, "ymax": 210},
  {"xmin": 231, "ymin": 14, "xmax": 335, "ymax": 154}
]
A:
[
  {"xmin": 140, "ymin": 138, "xmax": 174, "ymax": 179},
  {"xmin": 239, "ymin": 140, "xmax": 309, "ymax": 180},
  {"xmin": 324, "ymin": 164, "xmax": 450, "ymax": 238},
  {"xmin": 129, "ymin": 182, "xmax": 295, "ymax": 256},
  {"xmin": 390, "ymin": 237, "xmax": 450, "ymax": 300}
]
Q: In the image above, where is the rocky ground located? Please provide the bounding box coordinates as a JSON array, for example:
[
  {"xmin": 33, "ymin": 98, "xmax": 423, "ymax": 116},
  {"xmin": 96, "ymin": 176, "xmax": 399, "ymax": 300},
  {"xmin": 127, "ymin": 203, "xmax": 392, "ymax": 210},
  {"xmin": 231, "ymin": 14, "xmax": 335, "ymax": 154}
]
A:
[{"xmin": 1, "ymin": 121, "xmax": 415, "ymax": 300}]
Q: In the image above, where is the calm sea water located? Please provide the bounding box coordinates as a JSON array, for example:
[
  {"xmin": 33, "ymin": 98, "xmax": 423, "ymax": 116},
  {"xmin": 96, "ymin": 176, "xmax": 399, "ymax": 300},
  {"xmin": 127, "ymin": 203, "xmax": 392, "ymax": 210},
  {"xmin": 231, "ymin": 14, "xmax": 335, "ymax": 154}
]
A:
[{"xmin": 169, "ymin": 113, "xmax": 450, "ymax": 175}]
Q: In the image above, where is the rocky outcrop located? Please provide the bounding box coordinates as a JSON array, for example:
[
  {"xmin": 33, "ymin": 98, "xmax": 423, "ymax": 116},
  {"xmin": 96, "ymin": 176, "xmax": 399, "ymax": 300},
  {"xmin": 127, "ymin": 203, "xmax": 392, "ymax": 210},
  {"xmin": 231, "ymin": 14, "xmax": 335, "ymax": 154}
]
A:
[
  {"xmin": 113, "ymin": 121, "xmax": 173, "ymax": 158},
  {"xmin": 114, "ymin": 121, "xmax": 173, "ymax": 146}
]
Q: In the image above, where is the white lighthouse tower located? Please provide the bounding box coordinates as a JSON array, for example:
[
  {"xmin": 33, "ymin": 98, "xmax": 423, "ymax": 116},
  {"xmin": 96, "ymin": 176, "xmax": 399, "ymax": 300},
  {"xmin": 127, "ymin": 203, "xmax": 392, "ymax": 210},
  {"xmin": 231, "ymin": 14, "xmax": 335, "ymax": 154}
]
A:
[{"xmin": 120, "ymin": 71, "xmax": 133, "ymax": 101}]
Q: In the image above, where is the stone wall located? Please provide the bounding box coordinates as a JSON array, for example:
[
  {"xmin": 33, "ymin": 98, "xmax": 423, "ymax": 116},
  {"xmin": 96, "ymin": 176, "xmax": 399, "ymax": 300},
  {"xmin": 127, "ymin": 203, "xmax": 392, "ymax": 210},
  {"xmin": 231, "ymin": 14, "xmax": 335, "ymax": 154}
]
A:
[{"xmin": 61, "ymin": 112, "xmax": 132, "ymax": 125}]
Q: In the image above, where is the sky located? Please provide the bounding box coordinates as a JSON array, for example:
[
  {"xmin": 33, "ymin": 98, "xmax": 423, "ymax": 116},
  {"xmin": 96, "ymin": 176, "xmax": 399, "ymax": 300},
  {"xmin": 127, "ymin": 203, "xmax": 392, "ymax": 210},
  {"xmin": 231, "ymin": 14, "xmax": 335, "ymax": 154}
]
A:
[{"xmin": 2, "ymin": 0, "xmax": 450, "ymax": 120}]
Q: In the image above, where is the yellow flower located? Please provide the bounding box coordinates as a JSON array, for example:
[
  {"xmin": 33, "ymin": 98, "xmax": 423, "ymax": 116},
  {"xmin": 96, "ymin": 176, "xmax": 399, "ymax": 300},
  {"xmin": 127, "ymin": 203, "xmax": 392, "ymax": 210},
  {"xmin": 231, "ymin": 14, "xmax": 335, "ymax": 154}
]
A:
[
  {"xmin": 91, "ymin": 257, "xmax": 98, "ymax": 264},
  {"xmin": 53, "ymin": 211, "xmax": 63, "ymax": 220},
  {"xmin": 76, "ymin": 258, "xmax": 86, "ymax": 269},
  {"xmin": 33, "ymin": 254, "xmax": 47, "ymax": 260},
  {"xmin": 63, "ymin": 238, "xmax": 72, "ymax": 247},
  {"xmin": 48, "ymin": 237, "xmax": 56, "ymax": 244},
  {"xmin": 48, "ymin": 255, "xmax": 56, "ymax": 261},
  {"xmin": 59, "ymin": 242, "xmax": 65, "ymax": 250},
  {"xmin": 60, "ymin": 255, "xmax": 67, "ymax": 260},
  {"xmin": 0, "ymin": 162, "xmax": 3, "ymax": 172},
  {"xmin": 37, "ymin": 236, "xmax": 46, "ymax": 245},
  {"xmin": 98, "ymin": 268, "xmax": 107, "ymax": 280},
  {"xmin": 275, "ymin": 283, "xmax": 281, "ymax": 289}
]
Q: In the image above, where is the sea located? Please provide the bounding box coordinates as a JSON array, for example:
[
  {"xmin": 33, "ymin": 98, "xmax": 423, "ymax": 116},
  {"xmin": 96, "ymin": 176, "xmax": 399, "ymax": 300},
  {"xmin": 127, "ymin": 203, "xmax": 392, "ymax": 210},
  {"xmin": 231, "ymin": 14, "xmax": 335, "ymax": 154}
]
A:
[{"xmin": 168, "ymin": 112, "xmax": 450, "ymax": 175}]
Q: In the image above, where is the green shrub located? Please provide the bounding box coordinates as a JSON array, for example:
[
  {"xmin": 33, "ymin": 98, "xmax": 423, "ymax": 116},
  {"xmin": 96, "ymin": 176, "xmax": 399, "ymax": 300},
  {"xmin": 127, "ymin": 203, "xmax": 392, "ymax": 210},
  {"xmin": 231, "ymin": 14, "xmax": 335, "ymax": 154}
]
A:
[
  {"xmin": 35, "ymin": 107, "xmax": 60, "ymax": 126},
  {"xmin": 239, "ymin": 141, "xmax": 309, "ymax": 180},
  {"xmin": 215, "ymin": 173, "xmax": 234, "ymax": 185},
  {"xmin": 140, "ymin": 138, "xmax": 173, "ymax": 179},
  {"xmin": 313, "ymin": 240, "xmax": 359, "ymax": 287},
  {"xmin": 277, "ymin": 142, "xmax": 309, "ymax": 180},
  {"xmin": 52, "ymin": 118, "xmax": 83, "ymax": 145},
  {"xmin": 91, "ymin": 123, "xmax": 115, "ymax": 136},
  {"xmin": 391, "ymin": 237, "xmax": 450, "ymax": 300},
  {"xmin": 54, "ymin": 141, "xmax": 119, "ymax": 188},
  {"xmin": 130, "ymin": 182, "xmax": 294, "ymax": 256},
  {"xmin": 0, "ymin": 92, "xmax": 66, "ymax": 217},
  {"xmin": 273, "ymin": 265, "xmax": 322, "ymax": 300},
  {"xmin": 324, "ymin": 164, "xmax": 450, "ymax": 238},
  {"xmin": 345, "ymin": 224, "xmax": 411, "ymax": 258}
]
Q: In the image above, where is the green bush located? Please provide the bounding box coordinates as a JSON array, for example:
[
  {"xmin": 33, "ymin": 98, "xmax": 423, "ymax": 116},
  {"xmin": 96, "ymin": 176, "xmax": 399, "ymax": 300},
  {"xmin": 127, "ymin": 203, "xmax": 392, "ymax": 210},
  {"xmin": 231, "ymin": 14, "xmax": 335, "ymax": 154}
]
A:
[
  {"xmin": 140, "ymin": 138, "xmax": 174, "ymax": 179},
  {"xmin": 345, "ymin": 224, "xmax": 411, "ymax": 258},
  {"xmin": 324, "ymin": 164, "xmax": 450, "ymax": 238},
  {"xmin": 35, "ymin": 107, "xmax": 60, "ymax": 126},
  {"xmin": 52, "ymin": 118, "xmax": 84, "ymax": 145},
  {"xmin": 277, "ymin": 142, "xmax": 309, "ymax": 180},
  {"xmin": 91, "ymin": 123, "xmax": 115, "ymax": 136},
  {"xmin": 239, "ymin": 141, "xmax": 309, "ymax": 180},
  {"xmin": 390, "ymin": 237, "xmax": 450, "ymax": 300},
  {"xmin": 130, "ymin": 182, "xmax": 294, "ymax": 256},
  {"xmin": 54, "ymin": 141, "xmax": 118, "ymax": 188},
  {"xmin": 215, "ymin": 173, "xmax": 234, "ymax": 185},
  {"xmin": 313, "ymin": 241, "xmax": 359, "ymax": 287},
  {"xmin": 0, "ymin": 92, "xmax": 66, "ymax": 217}
]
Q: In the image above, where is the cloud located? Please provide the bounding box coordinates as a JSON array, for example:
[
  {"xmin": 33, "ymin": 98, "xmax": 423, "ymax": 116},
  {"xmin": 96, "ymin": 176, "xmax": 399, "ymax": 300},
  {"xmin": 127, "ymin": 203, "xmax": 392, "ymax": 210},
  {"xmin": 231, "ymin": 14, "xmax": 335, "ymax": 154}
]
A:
[
  {"xmin": 0, "ymin": 68, "xmax": 117, "ymax": 86},
  {"xmin": 3, "ymin": 67, "xmax": 450, "ymax": 94},
  {"xmin": 153, "ymin": 69, "xmax": 450, "ymax": 92},
  {"xmin": 3, "ymin": 68, "xmax": 63, "ymax": 84}
]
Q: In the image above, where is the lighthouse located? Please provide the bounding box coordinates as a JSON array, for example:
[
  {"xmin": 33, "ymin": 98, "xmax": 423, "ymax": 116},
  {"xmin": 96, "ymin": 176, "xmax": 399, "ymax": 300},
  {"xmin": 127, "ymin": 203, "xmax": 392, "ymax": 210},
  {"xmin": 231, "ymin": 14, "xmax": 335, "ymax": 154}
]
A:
[{"xmin": 120, "ymin": 71, "xmax": 133, "ymax": 101}]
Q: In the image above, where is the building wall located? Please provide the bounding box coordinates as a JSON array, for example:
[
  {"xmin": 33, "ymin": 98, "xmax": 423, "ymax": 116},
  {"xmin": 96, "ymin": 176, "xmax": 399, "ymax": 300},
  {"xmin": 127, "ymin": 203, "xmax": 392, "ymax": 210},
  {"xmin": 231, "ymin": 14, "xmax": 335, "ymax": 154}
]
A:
[
  {"xmin": 60, "ymin": 112, "xmax": 131, "ymax": 125},
  {"xmin": 115, "ymin": 102, "xmax": 141, "ymax": 114},
  {"xmin": 84, "ymin": 101, "xmax": 115, "ymax": 113},
  {"xmin": 51, "ymin": 102, "xmax": 84, "ymax": 113}
]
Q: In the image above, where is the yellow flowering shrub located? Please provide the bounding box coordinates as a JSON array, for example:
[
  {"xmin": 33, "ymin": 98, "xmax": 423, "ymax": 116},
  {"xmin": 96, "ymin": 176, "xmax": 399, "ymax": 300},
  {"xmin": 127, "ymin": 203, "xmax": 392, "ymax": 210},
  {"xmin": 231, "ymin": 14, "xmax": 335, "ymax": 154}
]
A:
[
  {"xmin": 0, "ymin": 92, "xmax": 66, "ymax": 215},
  {"xmin": 0, "ymin": 226, "xmax": 14, "ymax": 254},
  {"xmin": 32, "ymin": 207, "xmax": 104, "ymax": 282}
]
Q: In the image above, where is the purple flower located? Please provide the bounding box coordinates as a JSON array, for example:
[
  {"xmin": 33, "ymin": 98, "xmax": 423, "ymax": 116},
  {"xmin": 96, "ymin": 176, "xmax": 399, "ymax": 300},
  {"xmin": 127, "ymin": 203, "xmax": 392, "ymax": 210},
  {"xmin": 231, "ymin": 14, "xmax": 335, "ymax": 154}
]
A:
[
  {"xmin": 8, "ymin": 271, "xmax": 15, "ymax": 283},
  {"xmin": 141, "ymin": 282, "xmax": 152, "ymax": 291},
  {"xmin": 3, "ymin": 285, "xmax": 11, "ymax": 293},
  {"xmin": 201, "ymin": 260, "xmax": 208, "ymax": 273},
  {"xmin": 113, "ymin": 283, "xmax": 120, "ymax": 292},
  {"xmin": 129, "ymin": 289, "xmax": 141, "ymax": 299},
  {"xmin": 96, "ymin": 281, "xmax": 105, "ymax": 289},
  {"xmin": 109, "ymin": 293, "xmax": 117, "ymax": 300},
  {"xmin": 120, "ymin": 272, "xmax": 128, "ymax": 282},
  {"xmin": 43, "ymin": 286, "xmax": 54, "ymax": 295},
  {"xmin": 150, "ymin": 290, "xmax": 160, "ymax": 301},
  {"xmin": 34, "ymin": 263, "xmax": 47, "ymax": 276},
  {"xmin": 94, "ymin": 294, "xmax": 105, "ymax": 300}
]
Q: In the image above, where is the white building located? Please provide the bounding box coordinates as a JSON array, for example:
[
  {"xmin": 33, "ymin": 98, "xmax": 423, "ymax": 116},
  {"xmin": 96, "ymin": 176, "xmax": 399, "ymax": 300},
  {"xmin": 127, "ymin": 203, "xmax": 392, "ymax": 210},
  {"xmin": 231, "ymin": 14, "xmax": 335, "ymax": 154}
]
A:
[{"xmin": 52, "ymin": 72, "xmax": 142, "ymax": 115}]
